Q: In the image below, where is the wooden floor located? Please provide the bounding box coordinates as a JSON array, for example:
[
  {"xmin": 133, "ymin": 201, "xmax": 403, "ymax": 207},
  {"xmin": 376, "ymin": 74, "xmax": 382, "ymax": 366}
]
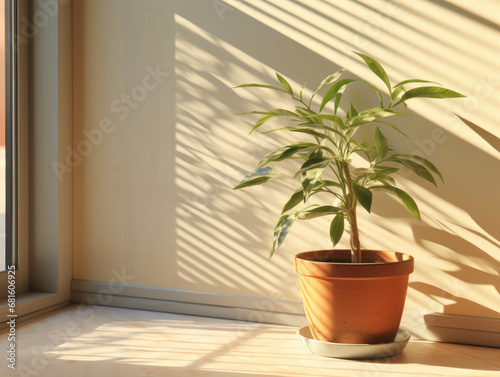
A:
[{"xmin": 1, "ymin": 304, "xmax": 500, "ymax": 376}]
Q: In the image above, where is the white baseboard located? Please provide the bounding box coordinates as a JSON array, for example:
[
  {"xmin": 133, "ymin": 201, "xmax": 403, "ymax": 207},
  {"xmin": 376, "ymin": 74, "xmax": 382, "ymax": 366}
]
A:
[
  {"xmin": 71, "ymin": 279, "xmax": 307, "ymax": 327},
  {"xmin": 71, "ymin": 279, "xmax": 500, "ymax": 348}
]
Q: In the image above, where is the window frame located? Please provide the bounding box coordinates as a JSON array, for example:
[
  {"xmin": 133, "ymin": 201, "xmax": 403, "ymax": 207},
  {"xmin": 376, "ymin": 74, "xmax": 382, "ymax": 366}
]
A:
[
  {"xmin": 0, "ymin": 0, "xmax": 29, "ymax": 299},
  {"xmin": 0, "ymin": 0, "xmax": 72, "ymax": 323},
  {"xmin": 5, "ymin": 0, "xmax": 17, "ymax": 271}
]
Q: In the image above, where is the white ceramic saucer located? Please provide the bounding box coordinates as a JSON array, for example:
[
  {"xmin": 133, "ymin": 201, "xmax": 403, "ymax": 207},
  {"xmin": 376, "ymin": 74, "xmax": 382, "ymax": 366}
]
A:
[{"xmin": 297, "ymin": 326, "xmax": 411, "ymax": 359}]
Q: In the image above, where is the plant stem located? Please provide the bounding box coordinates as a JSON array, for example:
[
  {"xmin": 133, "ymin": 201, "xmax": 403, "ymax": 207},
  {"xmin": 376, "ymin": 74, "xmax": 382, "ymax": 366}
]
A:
[
  {"xmin": 342, "ymin": 164, "xmax": 362, "ymax": 263},
  {"xmin": 347, "ymin": 207, "xmax": 361, "ymax": 263}
]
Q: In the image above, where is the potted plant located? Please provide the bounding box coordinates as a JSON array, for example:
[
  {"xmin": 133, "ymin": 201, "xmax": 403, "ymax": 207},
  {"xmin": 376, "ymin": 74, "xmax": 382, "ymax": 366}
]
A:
[{"xmin": 233, "ymin": 52, "xmax": 464, "ymax": 345}]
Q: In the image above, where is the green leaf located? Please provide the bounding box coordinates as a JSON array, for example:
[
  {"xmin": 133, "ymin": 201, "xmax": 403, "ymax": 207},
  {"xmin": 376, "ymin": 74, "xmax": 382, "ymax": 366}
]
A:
[
  {"xmin": 234, "ymin": 167, "xmax": 284, "ymax": 189},
  {"xmin": 358, "ymin": 171, "xmax": 396, "ymax": 186},
  {"xmin": 298, "ymin": 205, "xmax": 342, "ymax": 220},
  {"xmin": 299, "ymin": 81, "xmax": 307, "ymax": 102},
  {"xmin": 372, "ymin": 121, "xmax": 409, "ymax": 138},
  {"xmin": 257, "ymin": 142, "xmax": 317, "ymax": 168},
  {"xmin": 389, "ymin": 157, "xmax": 437, "ymax": 187},
  {"xmin": 267, "ymin": 122, "xmax": 335, "ymax": 133},
  {"xmin": 263, "ymin": 126, "xmax": 336, "ymax": 144},
  {"xmin": 322, "ymin": 180, "xmax": 342, "ymax": 189},
  {"xmin": 390, "ymin": 85, "xmax": 406, "ymax": 101},
  {"xmin": 395, "ymin": 86, "xmax": 465, "ymax": 106},
  {"xmin": 351, "ymin": 140, "xmax": 373, "ymax": 161},
  {"xmin": 304, "ymin": 114, "xmax": 345, "ymax": 129},
  {"xmin": 282, "ymin": 187, "xmax": 305, "ymax": 213},
  {"xmin": 320, "ymin": 78, "xmax": 356, "ymax": 112},
  {"xmin": 309, "ymin": 148, "xmax": 324, "ymax": 159},
  {"xmin": 263, "ymin": 121, "xmax": 345, "ymax": 145},
  {"xmin": 295, "ymin": 108, "xmax": 311, "ymax": 117},
  {"xmin": 354, "ymin": 52, "xmax": 391, "ymax": 92},
  {"xmin": 329, "ymin": 214, "xmax": 345, "ymax": 247},
  {"xmin": 370, "ymin": 173, "xmax": 396, "ymax": 186},
  {"xmin": 233, "ymin": 83, "xmax": 287, "ymax": 93},
  {"xmin": 352, "ymin": 183, "xmax": 373, "ymax": 213},
  {"xmin": 294, "ymin": 157, "xmax": 332, "ymax": 178},
  {"xmin": 373, "ymin": 165, "xmax": 400, "ymax": 175},
  {"xmin": 245, "ymin": 109, "xmax": 299, "ymax": 117},
  {"xmin": 352, "ymin": 167, "xmax": 372, "ymax": 177},
  {"xmin": 276, "ymin": 72, "xmax": 293, "ymax": 96},
  {"xmin": 334, "ymin": 87, "xmax": 345, "ymax": 114},
  {"xmin": 347, "ymin": 103, "xmax": 358, "ymax": 119},
  {"xmin": 296, "ymin": 108, "xmax": 325, "ymax": 124},
  {"xmin": 295, "ymin": 106, "xmax": 317, "ymax": 116},
  {"xmin": 372, "ymin": 185, "xmax": 421, "ymax": 220},
  {"xmin": 249, "ymin": 114, "xmax": 276, "ymax": 134},
  {"xmin": 301, "ymin": 170, "xmax": 322, "ymax": 202},
  {"xmin": 310, "ymin": 69, "xmax": 345, "ymax": 105},
  {"xmin": 394, "ymin": 154, "xmax": 444, "ymax": 183},
  {"xmin": 241, "ymin": 109, "xmax": 299, "ymax": 134},
  {"xmin": 393, "ymin": 79, "xmax": 439, "ymax": 88},
  {"xmin": 346, "ymin": 107, "xmax": 398, "ymax": 128},
  {"xmin": 374, "ymin": 127, "xmax": 389, "ymax": 158},
  {"xmin": 270, "ymin": 215, "xmax": 296, "ymax": 258},
  {"xmin": 281, "ymin": 143, "xmax": 317, "ymax": 160},
  {"xmin": 359, "ymin": 78, "xmax": 384, "ymax": 107}
]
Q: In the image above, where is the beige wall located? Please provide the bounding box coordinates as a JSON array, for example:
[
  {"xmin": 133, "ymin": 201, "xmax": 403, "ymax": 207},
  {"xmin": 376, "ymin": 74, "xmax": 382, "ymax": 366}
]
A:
[{"xmin": 73, "ymin": 0, "xmax": 500, "ymax": 320}]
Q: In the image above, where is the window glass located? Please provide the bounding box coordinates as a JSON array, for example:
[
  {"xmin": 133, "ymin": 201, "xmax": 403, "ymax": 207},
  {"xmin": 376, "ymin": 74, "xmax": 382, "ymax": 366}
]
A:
[{"xmin": 0, "ymin": 0, "xmax": 6, "ymax": 272}]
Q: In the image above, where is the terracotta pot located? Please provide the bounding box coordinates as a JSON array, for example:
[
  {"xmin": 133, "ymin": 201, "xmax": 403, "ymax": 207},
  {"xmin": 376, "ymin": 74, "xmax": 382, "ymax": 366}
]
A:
[{"xmin": 295, "ymin": 249, "xmax": 414, "ymax": 344}]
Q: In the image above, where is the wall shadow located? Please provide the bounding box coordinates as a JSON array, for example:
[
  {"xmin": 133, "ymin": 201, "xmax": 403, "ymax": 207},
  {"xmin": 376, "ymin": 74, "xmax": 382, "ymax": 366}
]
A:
[
  {"xmin": 171, "ymin": 1, "xmax": 346, "ymax": 301},
  {"xmin": 172, "ymin": 0, "xmax": 500, "ymax": 324}
]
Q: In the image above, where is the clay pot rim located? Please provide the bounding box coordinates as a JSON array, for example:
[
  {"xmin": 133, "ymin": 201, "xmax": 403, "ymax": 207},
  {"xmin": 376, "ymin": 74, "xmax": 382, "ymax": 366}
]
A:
[{"xmin": 295, "ymin": 249, "xmax": 414, "ymax": 279}]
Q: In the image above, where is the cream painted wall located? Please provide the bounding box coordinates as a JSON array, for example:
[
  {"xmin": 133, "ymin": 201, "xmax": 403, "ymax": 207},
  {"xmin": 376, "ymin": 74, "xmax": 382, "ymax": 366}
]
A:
[{"xmin": 73, "ymin": 0, "xmax": 500, "ymax": 320}]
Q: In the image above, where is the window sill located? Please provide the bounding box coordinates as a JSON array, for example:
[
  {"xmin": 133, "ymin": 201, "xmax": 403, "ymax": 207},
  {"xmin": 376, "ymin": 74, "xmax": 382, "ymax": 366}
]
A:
[{"xmin": 0, "ymin": 292, "xmax": 70, "ymax": 329}]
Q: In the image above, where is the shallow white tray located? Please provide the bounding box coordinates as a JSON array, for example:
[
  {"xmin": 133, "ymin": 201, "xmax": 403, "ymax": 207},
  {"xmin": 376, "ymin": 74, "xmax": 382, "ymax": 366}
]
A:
[{"xmin": 297, "ymin": 326, "xmax": 411, "ymax": 359}]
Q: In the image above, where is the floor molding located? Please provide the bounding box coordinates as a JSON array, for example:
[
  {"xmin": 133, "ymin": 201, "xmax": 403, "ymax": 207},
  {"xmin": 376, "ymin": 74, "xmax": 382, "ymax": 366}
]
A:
[
  {"xmin": 71, "ymin": 279, "xmax": 500, "ymax": 348},
  {"xmin": 0, "ymin": 300, "xmax": 70, "ymax": 330},
  {"xmin": 71, "ymin": 279, "xmax": 307, "ymax": 327}
]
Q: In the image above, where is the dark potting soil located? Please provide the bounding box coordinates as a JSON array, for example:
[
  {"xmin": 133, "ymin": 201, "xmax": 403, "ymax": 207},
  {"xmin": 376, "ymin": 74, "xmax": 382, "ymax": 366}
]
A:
[{"xmin": 311, "ymin": 258, "xmax": 385, "ymax": 263}]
